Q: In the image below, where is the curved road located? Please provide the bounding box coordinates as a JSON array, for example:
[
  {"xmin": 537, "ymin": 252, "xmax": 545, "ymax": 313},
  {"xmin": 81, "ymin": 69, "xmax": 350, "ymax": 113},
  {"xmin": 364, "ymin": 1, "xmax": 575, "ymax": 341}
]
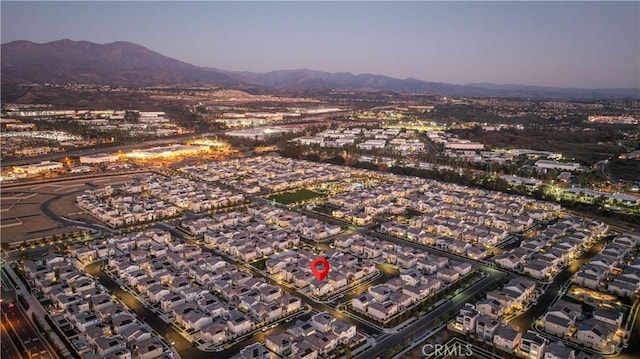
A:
[{"xmin": 40, "ymin": 193, "xmax": 114, "ymax": 234}]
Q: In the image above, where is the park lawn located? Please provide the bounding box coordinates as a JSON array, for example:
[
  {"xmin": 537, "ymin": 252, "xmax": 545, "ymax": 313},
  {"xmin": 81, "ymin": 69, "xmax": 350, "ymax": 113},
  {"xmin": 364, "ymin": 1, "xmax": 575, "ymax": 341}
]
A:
[{"xmin": 268, "ymin": 188, "xmax": 326, "ymax": 204}]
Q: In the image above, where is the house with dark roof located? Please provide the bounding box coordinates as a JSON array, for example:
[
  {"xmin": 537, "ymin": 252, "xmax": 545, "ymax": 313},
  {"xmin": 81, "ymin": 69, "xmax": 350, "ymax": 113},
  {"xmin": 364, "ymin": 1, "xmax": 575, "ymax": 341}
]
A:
[
  {"xmin": 476, "ymin": 298, "xmax": 504, "ymax": 318},
  {"xmin": 493, "ymin": 325, "xmax": 521, "ymax": 353},
  {"xmin": 520, "ymin": 330, "xmax": 547, "ymax": 359},
  {"xmin": 136, "ymin": 337, "xmax": 164, "ymax": 359},
  {"xmin": 575, "ymin": 319, "xmax": 617, "ymax": 351},
  {"xmin": 543, "ymin": 341, "xmax": 575, "ymax": 359},
  {"xmin": 593, "ymin": 308, "xmax": 623, "ymax": 328},
  {"xmin": 542, "ymin": 314, "xmax": 573, "ymax": 337},
  {"xmin": 475, "ymin": 315, "xmax": 499, "ymax": 342},
  {"xmin": 265, "ymin": 331, "xmax": 297, "ymax": 356}
]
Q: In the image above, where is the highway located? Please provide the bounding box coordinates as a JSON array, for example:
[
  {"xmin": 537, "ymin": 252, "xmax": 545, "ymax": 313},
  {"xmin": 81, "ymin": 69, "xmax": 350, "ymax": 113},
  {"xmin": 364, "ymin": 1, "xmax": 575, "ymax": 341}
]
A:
[
  {"xmin": 1, "ymin": 302, "xmax": 55, "ymax": 359},
  {"xmin": 1, "ymin": 267, "xmax": 59, "ymax": 359},
  {"xmin": 594, "ymin": 159, "xmax": 617, "ymax": 184},
  {"xmin": 0, "ymin": 271, "xmax": 22, "ymax": 359},
  {"xmin": 1, "ymin": 320, "xmax": 22, "ymax": 359}
]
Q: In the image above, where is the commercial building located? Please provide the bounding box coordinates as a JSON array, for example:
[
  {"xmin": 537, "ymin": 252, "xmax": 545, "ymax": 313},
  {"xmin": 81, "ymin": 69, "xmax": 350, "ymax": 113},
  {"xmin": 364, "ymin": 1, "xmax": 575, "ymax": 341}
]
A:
[
  {"xmin": 79, "ymin": 153, "xmax": 121, "ymax": 165},
  {"xmin": 125, "ymin": 144, "xmax": 209, "ymax": 159},
  {"xmin": 224, "ymin": 127, "xmax": 302, "ymax": 141},
  {"xmin": 13, "ymin": 161, "xmax": 64, "ymax": 175},
  {"xmin": 444, "ymin": 141, "xmax": 485, "ymax": 150},
  {"xmin": 535, "ymin": 160, "xmax": 580, "ymax": 171}
]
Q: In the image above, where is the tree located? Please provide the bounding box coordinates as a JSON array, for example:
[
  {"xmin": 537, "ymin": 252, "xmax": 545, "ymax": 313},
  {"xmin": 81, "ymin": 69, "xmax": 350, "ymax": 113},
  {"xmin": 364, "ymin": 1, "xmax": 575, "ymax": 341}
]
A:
[
  {"xmin": 278, "ymin": 142, "xmax": 303, "ymax": 159},
  {"xmin": 343, "ymin": 344, "xmax": 352, "ymax": 359},
  {"xmin": 442, "ymin": 312, "xmax": 450, "ymax": 322},
  {"xmin": 305, "ymin": 153, "xmax": 320, "ymax": 162},
  {"xmin": 326, "ymin": 155, "xmax": 346, "ymax": 165},
  {"xmin": 593, "ymin": 195, "xmax": 606, "ymax": 209}
]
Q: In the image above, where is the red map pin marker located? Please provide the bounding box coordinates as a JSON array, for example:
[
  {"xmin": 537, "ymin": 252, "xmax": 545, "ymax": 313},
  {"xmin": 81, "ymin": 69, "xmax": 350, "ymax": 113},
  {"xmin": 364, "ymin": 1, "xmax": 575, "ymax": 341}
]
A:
[{"xmin": 311, "ymin": 257, "xmax": 330, "ymax": 281}]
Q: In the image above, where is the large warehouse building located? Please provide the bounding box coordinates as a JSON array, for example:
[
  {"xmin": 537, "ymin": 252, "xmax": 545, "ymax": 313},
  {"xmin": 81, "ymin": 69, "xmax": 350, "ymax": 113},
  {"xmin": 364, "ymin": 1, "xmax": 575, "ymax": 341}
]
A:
[
  {"xmin": 79, "ymin": 153, "xmax": 121, "ymax": 164},
  {"xmin": 13, "ymin": 161, "xmax": 64, "ymax": 175}
]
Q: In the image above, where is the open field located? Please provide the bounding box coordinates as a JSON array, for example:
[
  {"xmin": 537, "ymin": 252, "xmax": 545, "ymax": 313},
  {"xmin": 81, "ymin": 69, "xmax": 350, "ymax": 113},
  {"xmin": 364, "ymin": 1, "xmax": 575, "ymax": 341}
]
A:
[
  {"xmin": 0, "ymin": 173, "xmax": 142, "ymax": 243},
  {"xmin": 1, "ymin": 193, "xmax": 51, "ymax": 217},
  {"xmin": 268, "ymin": 188, "xmax": 326, "ymax": 204},
  {"xmin": 49, "ymin": 192, "xmax": 101, "ymax": 225},
  {"xmin": 1, "ymin": 214, "xmax": 79, "ymax": 243}
]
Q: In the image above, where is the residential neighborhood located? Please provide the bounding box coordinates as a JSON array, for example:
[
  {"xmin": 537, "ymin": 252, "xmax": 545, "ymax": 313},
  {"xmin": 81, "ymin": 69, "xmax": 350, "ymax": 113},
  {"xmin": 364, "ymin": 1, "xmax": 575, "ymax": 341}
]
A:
[{"xmin": 2, "ymin": 155, "xmax": 638, "ymax": 359}]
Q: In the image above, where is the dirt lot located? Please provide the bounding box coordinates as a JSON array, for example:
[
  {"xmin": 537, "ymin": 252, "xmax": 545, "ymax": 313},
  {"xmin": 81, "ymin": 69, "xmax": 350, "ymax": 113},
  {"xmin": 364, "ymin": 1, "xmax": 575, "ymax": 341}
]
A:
[
  {"xmin": 1, "ymin": 193, "xmax": 52, "ymax": 217},
  {"xmin": 49, "ymin": 190, "xmax": 103, "ymax": 225},
  {"xmin": 0, "ymin": 173, "xmax": 141, "ymax": 244}
]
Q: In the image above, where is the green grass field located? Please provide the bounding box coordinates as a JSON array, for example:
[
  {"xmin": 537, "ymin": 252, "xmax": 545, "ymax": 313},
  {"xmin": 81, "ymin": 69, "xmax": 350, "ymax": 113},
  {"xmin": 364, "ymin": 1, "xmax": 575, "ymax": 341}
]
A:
[{"xmin": 268, "ymin": 188, "xmax": 325, "ymax": 204}]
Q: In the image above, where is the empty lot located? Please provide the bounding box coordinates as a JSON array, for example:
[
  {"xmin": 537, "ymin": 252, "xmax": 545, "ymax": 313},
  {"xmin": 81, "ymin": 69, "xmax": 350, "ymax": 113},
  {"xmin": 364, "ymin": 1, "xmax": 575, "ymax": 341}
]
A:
[{"xmin": 1, "ymin": 173, "xmax": 143, "ymax": 243}]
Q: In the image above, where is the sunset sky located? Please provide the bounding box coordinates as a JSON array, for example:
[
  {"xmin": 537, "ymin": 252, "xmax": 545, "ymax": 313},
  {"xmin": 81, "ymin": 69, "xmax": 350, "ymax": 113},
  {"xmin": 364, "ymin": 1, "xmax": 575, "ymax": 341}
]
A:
[{"xmin": 2, "ymin": 1, "xmax": 638, "ymax": 88}]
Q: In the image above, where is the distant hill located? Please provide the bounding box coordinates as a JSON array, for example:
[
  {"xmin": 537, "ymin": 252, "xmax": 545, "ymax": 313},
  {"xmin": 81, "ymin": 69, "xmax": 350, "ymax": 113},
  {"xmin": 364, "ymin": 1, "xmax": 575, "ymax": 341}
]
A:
[
  {"xmin": 2, "ymin": 39, "xmax": 638, "ymax": 99},
  {"xmin": 222, "ymin": 69, "xmax": 639, "ymax": 99},
  {"xmin": 1, "ymin": 39, "xmax": 242, "ymax": 87},
  {"xmin": 466, "ymin": 82, "xmax": 640, "ymax": 100},
  {"xmin": 219, "ymin": 69, "xmax": 492, "ymax": 96}
]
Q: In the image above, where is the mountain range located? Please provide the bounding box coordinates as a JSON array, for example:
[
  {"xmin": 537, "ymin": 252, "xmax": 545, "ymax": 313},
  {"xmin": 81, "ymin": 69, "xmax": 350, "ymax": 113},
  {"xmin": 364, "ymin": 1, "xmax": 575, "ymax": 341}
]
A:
[{"xmin": 2, "ymin": 39, "xmax": 638, "ymax": 99}]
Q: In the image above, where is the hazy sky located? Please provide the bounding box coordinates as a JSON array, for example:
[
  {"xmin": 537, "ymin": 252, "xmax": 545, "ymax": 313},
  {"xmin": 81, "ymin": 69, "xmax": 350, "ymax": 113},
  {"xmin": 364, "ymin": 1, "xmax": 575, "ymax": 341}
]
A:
[{"xmin": 2, "ymin": 1, "xmax": 639, "ymax": 88}]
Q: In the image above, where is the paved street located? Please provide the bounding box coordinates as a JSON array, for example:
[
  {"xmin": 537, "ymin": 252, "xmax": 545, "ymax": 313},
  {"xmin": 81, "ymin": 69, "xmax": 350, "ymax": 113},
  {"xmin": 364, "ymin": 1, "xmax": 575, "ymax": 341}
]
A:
[
  {"xmin": 0, "ymin": 300, "xmax": 55, "ymax": 359},
  {"xmin": 509, "ymin": 234, "xmax": 613, "ymax": 332},
  {"xmin": 355, "ymin": 273, "xmax": 504, "ymax": 359},
  {"xmin": 1, "ymin": 319, "xmax": 22, "ymax": 359},
  {"xmin": 621, "ymin": 300, "xmax": 640, "ymax": 359},
  {"xmin": 3, "ymin": 166, "xmax": 637, "ymax": 359},
  {"xmin": 159, "ymin": 222, "xmax": 386, "ymax": 335},
  {"xmin": 508, "ymin": 233, "xmax": 640, "ymax": 359},
  {"xmin": 84, "ymin": 261, "xmax": 197, "ymax": 358},
  {"xmin": 40, "ymin": 188, "xmax": 115, "ymax": 234}
]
